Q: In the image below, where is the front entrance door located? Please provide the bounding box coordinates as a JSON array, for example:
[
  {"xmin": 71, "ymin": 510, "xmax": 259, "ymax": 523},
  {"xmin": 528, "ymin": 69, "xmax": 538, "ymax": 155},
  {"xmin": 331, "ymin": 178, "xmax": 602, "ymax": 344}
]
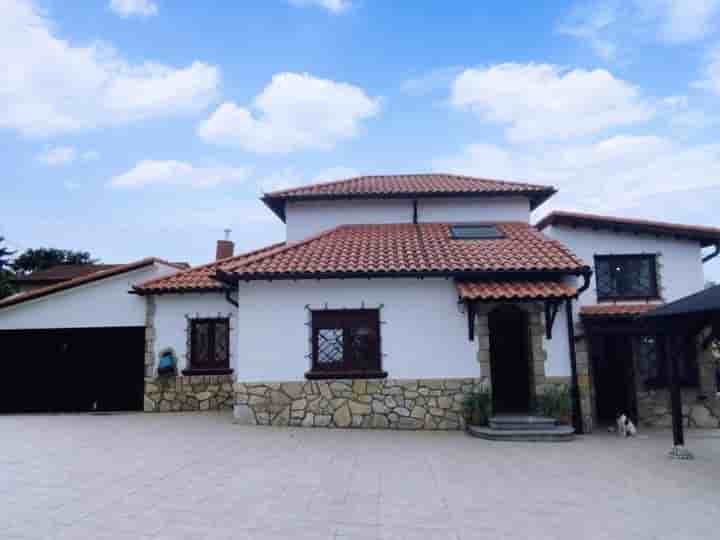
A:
[
  {"xmin": 591, "ymin": 334, "xmax": 638, "ymax": 424},
  {"xmin": 489, "ymin": 305, "xmax": 531, "ymax": 413}
]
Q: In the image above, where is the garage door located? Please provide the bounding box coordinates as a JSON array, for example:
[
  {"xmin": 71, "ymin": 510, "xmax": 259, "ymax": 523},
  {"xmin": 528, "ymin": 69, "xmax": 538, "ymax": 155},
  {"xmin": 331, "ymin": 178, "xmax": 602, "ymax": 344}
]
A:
[{"xmin": 0, "ymin": 327, "xmax": 145, "ymax": 413}]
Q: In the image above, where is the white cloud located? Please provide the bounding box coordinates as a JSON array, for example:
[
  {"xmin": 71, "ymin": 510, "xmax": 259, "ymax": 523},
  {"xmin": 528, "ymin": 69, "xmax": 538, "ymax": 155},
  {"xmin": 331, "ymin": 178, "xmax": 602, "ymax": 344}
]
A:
[
  {"xmin": 36, "ymin": 146, "xmax": 77, "ymax": 166},
  {"xmin": 557, "ymin": 2, "xmax": 620, "ymax": 60},
  {"xmin": 635, "ymin": 0, "xmax": 720, "ymax": 43},
  {"xmin": 109, "ymin": 0, "xmax": 158, "ymax": 18},
  {"xmin": 559, "ymin": 1, "xmax": 720, "ymax": 60},
  {"xmin": 433, "ymin": 135, "xmax": 720, "ymax": 214},
  {"xmin": 109, "ymin": 160, "xmax": 249, "ymax": 188},
  {"xmin": 288, "ymin": 0, "xmax": 350, "ymax": 14},
  {"xmin": 35, "ymin": 146, "xmax": 100, "ymax": 166},
  {"xmin": 198, "ymin": 72, "xmax": 379, "ymax": 153},
  {"xmin": 694, "ymin": 43, "xmax": 720, "ymax": 95},
  {"xmin": 401, "ymin": 67, "xmax": 464, "ymax": 96},
  {"xmin": 1, "ymin": 0, "xmax": 219, "ymax": 137},
  {"xmin": 451, "ymin": 63, "xmax": 653, "ymax": 142}
]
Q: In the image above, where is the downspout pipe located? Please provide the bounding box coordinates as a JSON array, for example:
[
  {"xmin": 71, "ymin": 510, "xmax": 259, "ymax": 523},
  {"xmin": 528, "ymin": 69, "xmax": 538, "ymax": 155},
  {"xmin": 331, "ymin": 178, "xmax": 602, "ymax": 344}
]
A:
[
  {"xmin": 576, "ymin": 269, "xmax": 592, "ymax": 296},
  {"xmin": 702, "ymin": 243, "xmax": 720, "ymax": 263}
]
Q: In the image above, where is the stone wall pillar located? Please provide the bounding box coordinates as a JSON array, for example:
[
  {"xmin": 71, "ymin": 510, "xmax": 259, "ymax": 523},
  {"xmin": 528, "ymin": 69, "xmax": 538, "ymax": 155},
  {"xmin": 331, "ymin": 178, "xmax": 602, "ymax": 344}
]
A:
[
  {"xmin": 697, "ymin": 330, "xmax": 718, "ymax": 398},
  {"xmin": 475, "ymin": 311, "xmax": 492, "ymax": 390},
  {"xmin": 144, "ymin": 296, "xmax": 156, "ymax": 378},
  {"xmin": 573, "ymin": 334, "xmax": 594, "ymax": 433},
  {"xmin": 528, "ymin": 304, "xmax": 547, "ymax": 404}
]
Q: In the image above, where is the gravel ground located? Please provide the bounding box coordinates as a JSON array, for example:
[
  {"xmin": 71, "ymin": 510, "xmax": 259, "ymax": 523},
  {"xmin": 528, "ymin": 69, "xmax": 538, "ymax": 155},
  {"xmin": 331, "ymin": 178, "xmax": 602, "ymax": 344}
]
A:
[{"xmin": 1, "ymin": 412, "xmax": 719, "ymax": 540}]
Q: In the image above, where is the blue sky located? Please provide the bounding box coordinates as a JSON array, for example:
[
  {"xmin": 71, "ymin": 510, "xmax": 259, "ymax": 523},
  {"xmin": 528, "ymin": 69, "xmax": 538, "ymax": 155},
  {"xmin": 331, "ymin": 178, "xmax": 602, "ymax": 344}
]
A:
[{"xmin": 3, "ymin": 0, "xmax": 720, "ymax": 278}]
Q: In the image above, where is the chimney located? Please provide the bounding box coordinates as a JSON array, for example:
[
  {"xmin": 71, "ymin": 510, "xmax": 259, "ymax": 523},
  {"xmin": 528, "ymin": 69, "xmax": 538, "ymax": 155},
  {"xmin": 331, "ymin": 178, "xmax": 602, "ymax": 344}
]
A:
[{"xmin": 216, "ymin": 229, "xmax": 234, "ymax": 260}]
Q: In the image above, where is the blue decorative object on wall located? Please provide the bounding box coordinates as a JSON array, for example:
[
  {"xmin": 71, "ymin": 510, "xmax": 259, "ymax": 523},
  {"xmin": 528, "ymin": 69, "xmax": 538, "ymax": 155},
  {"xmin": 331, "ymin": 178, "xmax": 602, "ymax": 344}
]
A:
[{"xmin": 157, "ymin": 348, "xmax": 177, "ymax": 376}]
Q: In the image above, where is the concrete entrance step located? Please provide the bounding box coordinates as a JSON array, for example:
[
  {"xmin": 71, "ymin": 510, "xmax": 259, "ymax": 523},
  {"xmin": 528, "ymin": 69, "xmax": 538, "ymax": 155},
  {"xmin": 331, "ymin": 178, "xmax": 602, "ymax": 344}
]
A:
[
  {"xmin": 489, "ymin": 414, "xmax": 557, "ymax": 431},
  {"xmin": 467, "ymin": 424, "xmax": 575, "ymax": 442}
]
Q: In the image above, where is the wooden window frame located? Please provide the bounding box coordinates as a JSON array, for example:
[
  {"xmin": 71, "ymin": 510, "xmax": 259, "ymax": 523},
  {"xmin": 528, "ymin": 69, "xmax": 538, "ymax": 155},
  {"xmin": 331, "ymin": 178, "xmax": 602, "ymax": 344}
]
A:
[
  {"xmin": 306, "ymin": 309, "xmax": 386, "ymax": 380},
  {"xmin": 594, "ymin": 254, "xmax": 660, "ymax": 302},
  {"xmin": 183, "ymin": 317, "xmax": 233, "ymax": 376}
]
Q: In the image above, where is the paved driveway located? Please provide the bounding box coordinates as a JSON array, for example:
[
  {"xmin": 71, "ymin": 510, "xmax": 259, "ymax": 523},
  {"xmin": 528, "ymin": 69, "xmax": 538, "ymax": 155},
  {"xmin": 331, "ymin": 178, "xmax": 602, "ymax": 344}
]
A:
[{"xmin": 1, "ymin": 413, "xmax": 719, "ymax": 540}]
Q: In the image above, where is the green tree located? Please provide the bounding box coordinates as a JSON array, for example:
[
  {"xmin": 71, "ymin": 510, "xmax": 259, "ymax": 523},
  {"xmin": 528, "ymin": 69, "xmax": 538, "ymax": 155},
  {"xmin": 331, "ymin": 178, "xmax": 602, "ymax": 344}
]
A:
[
  {"xmin": 11, "ymin": 248, "xmax": 97, "ymax": 276},
  {"xmin": 0, "ymin": 237, "xmax": 16, "ymax": 299}
]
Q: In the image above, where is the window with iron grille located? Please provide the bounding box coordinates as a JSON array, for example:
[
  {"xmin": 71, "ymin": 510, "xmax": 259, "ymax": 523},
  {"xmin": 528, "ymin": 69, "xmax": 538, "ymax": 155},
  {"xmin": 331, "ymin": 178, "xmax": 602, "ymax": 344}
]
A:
[
  {"xmin": 308, "ymin": 309, "xmax": 385, "ymax": 379},
  {"xmin": 595, "ymin": 254, "xmax": 659, "ymax": 300},
  {"xmin": 185, "ymin": 318, "xmax": 231, "ymax": 375},
  {"xmin": 634, "ymin": 335, "xmax": 699, "ymax": 388}
]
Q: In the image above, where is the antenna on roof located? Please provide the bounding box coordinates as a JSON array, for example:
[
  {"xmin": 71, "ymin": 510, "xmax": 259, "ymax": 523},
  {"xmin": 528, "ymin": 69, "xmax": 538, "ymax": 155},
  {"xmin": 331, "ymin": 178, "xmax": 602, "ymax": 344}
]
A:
[{"xmin": 224, "ymin": 228, "xmax": 231, "ymax": 241}]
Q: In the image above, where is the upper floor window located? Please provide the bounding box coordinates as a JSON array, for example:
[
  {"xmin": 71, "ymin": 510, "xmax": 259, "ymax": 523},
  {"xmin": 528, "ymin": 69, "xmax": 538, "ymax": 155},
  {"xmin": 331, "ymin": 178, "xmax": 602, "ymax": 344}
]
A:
[
  {"xmin": 185, "ymin": 318, "xmax": 231, "ymax": 375},
  {"xmin": 450, "ymin": 224, "xmax": 505, "ymax": 240},
  {"xmin": 307, "ymin": 309, "xmax": 386, "ymax": 380},
  {"xmin": 595, "ymin": 254, "xmax": 659, "ymax": 301}
]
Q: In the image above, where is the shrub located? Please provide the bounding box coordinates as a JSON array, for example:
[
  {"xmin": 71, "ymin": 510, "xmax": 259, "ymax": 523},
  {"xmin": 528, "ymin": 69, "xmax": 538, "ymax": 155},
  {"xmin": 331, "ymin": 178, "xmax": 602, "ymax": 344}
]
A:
[
  {"xmin": 463, "ymin": 389, "xmax": 492, "ymax": 426},
  {"xmin": 534, "ymin": 385, "xmax": 571, "ymax": 423}
]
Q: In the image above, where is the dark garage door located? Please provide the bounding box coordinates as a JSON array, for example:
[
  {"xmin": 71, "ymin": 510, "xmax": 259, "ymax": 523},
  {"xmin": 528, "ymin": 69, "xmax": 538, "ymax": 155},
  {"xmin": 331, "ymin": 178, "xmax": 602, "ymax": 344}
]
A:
[{"xmin": 0, "ymin": 327, "xmax": 145, "ymax": 413}]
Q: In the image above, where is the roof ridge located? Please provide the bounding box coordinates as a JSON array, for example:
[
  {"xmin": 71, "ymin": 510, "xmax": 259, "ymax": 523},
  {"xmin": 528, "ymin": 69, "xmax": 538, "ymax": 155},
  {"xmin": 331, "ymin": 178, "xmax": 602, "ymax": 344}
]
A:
[
  {"xmin": 264, "ymin": 173, "xmax": 554, "ymax": 198},
  {"xmin": 220, "ymin": 227, "xmax": 344, "ymax": 274}
]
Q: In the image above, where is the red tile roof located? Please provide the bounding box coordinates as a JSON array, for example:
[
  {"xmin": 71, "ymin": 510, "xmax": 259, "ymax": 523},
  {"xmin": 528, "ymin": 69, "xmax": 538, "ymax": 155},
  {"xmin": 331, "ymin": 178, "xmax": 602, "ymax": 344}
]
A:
[
  {"xmin": 216, "ymin": 223, "xmax": 588, "ymax": 282},
  {"xmin": 536, "ymin": 211, "xmax": 720, "ymax": 247},
  {"xmin": 0, "ymin": 258, "xmax": 187, "ymax": 309},
  {"xmin": 456, "ymin": 280, "xmax": 576, "ymax": 301},
  {"xmin": 262, "ymin": 173, "xmax": 556, "ymax": 219},
  {"xmin": 133, "ymin": 243, "xmax": 287, "ymax": 295},
  {"xmin": 580, "ymin": 304, "xmax": 659, "ymax": 317}
]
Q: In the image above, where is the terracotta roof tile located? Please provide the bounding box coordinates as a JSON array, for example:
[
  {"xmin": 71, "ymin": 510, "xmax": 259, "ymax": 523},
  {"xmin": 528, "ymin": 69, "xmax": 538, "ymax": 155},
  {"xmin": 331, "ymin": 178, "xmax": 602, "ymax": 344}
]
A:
[
  {"xmin": 11, "ymin": 264, "xmax": 121, "ymax": 283},
  {"xmin": 218, "ymin": 223, "xmax": 587, "ymax": 281},
  {"xmin": 262, "ymin": 174, "xmax": 556, "ymax": 218},
  {"xmin": 536, "ymin": 211, "xmax": 720, "ymax": 247},
  {"xmin": 580, "ymin": 304, "xmax": 659, "ymax": 317},
  {"xmin": 133, "ymin": 243, "xmax": 286, "ymax": 294},
  {"xmin": 456, "ymin": 280, "xmax": 576, "ymax": 301}
]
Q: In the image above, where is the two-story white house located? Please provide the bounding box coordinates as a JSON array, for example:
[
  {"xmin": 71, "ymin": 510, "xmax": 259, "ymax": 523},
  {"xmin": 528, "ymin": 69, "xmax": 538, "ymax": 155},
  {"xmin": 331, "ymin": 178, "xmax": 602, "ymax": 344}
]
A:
[{"xmin": 1, "ymin": 174, "xmax": 718, "ymax": 430}]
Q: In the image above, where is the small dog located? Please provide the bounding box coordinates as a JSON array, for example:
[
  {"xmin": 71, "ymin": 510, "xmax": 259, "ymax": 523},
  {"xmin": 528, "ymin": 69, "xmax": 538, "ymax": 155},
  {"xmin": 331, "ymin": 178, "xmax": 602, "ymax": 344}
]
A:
[{"xmin": 614, "ymin": 413, "xmax": 637, "ymax": 437}]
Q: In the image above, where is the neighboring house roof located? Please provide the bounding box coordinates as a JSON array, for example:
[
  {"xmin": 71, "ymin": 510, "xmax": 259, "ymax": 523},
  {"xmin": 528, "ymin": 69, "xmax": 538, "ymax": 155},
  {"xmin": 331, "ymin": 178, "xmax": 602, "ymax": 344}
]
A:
[
  {"xmin": 215, "ymin": 222, "xmax": 588, "ymax": 282},
  {"xmin": 536, "ymin": 211, "xmax": 720, "ymax": 247},
  {"xmin": 0, "ymin": 258, "xmax": 187, "ymax": 309},
  {"xmin": 456, "ymin": 280, "xmax": 576, "ymax": 301},
  {"xmin": 133, "ymin": 243, "xmax": 287, "ymax": 295},
  {"xmin": 262, "ymin": 173, "xmax": 557, "ymax": 220},
  {"xmin": 580, "ymin": 304, "xmax": 658, "ymax": 318},
  {"xmin": 10, "ymin": 264, "xmax": 121, "ymax": 285}
]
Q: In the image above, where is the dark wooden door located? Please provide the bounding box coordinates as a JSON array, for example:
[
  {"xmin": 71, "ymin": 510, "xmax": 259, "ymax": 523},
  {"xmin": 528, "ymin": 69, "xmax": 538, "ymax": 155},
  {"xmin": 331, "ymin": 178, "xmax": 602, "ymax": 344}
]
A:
[
  {"xmin": 593, "ymin": 335, "xmax": 637, "ymax": 424},
  {"xmin": 489, "ymin": 306, "xmax": 531, "ymax": 413}
]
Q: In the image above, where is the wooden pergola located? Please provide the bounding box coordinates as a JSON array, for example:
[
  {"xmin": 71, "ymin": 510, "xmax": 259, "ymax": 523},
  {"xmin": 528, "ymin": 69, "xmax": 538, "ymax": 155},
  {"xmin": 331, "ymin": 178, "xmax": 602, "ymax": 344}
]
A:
[{"xmin": 640, "ymin": 285, "xmax": 720, "ymax": 459}]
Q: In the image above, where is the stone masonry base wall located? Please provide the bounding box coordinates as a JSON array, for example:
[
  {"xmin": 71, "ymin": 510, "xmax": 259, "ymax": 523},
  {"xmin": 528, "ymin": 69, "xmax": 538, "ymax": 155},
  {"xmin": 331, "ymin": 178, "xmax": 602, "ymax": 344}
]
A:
[
  {"xmin": 638, "ymin": 389, "xmax": 720, "ymax": 428},
  {"xmin": 234, "ymin": 378, "xmax": 482, "ymax": 429},
  {"xmin": 144, "ymin": 375, "xmax": 234, "ymax": 412}
]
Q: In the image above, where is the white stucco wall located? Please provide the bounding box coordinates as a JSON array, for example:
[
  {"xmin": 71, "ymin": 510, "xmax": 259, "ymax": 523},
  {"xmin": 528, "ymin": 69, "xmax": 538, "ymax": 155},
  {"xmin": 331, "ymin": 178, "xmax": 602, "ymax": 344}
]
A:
[
  {"xmin": 285, "ymin": 200, "xmax": 412, "ymax": 241},
  {"xmin": 284, "ymin": 197, "xmax": 531, "ymax": 241},
  {"xmin": 0, "ymin": 263, "xmax": 179, "ymax": 330},
  {"xmin": 418, "ymin": 197, "xmax": 530, "ymax": 223},
  {"xmin": 542, "ymin": 225, "xmax": 706, "ymax": 310},
  {"xmin": 153, "ymin": 292, "xmax": 237, "ymax": 372},
  {"xmin": 234, "ymin": 278, "xmax": 479, "ymax": 382}
]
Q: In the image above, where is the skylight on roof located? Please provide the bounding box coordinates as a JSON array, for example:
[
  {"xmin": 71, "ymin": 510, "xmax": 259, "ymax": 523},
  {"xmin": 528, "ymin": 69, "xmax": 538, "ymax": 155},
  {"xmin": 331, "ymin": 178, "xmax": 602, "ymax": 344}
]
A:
[{"xmin": 450, "ymin": 225, "xmax": 505, "ymax": 240}]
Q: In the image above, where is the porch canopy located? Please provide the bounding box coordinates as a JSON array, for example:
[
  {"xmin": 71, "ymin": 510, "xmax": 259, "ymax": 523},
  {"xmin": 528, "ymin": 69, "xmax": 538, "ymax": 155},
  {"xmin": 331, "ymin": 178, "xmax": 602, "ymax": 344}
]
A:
[
  {"xmin": 640, "ymin": 285, "xmax": 720, "ymax": 458},
  {"xmin": 456, "ymin": 280, "xmax": 576, "ymax": 340}
]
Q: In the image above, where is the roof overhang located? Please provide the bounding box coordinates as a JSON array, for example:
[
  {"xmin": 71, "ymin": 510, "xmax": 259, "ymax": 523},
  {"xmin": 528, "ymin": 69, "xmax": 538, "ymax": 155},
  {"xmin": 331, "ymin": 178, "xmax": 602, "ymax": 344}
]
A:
[
  {"xmin": 215, "ymin": 267, "xmax": 590, "ymax": 284},
  {"xmin": 262, "ymin": 188, "xmax": 557, "ymax": 222},
  {"xmin": 536, "ymin": 211, "xmax": 720, "ymax": 248},
  {"xmin": 456, "ymin": 280, "xmax": 576, "ymax": 302},
  {"xmin": 0, "ymin": 258, "xmax": 184, "ymax": 310}
]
